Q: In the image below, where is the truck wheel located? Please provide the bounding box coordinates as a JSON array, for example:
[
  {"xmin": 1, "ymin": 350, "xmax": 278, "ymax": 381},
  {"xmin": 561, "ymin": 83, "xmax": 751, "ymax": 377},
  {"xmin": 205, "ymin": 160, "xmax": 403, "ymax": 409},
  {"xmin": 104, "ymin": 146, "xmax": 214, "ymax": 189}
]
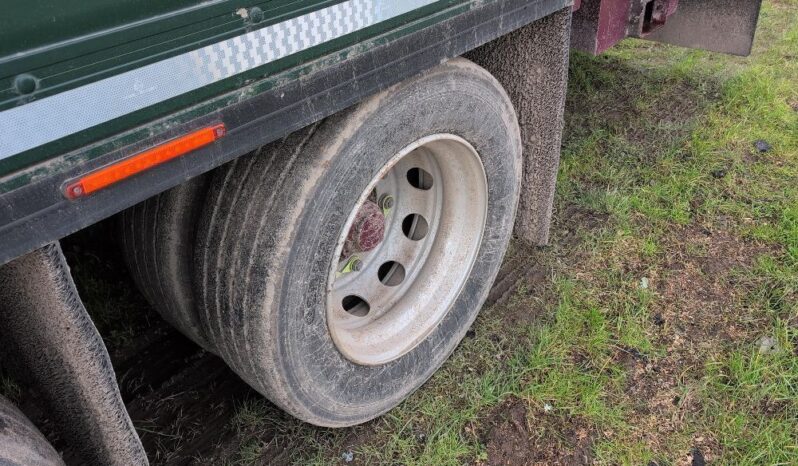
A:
[
  {"xmin": 0, "ymin": 395, "xmax": 64, "ymax": 466},
  {"xmin": 196, "ymin": 58, "xmax": 521, "ymax": 426},
  {"xmin": 119, "ymin": 176, "xmax": 212, "ymax": 350}
]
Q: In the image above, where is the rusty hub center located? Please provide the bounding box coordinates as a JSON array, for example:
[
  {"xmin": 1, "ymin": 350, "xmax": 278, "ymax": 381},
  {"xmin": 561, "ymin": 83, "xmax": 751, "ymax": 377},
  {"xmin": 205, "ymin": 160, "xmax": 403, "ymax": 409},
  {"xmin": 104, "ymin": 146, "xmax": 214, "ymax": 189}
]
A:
[{"xmin": 342, "ymin": 200, "xmax": 385, "ymax": 257}]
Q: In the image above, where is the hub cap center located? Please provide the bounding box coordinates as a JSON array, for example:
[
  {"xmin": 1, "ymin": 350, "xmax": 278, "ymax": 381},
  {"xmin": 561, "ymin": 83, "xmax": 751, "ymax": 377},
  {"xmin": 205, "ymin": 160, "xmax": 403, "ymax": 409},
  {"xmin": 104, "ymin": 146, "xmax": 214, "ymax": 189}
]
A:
[{"xmin": 343, "ymin": 200, "xmax": 385, "ymax": 257}]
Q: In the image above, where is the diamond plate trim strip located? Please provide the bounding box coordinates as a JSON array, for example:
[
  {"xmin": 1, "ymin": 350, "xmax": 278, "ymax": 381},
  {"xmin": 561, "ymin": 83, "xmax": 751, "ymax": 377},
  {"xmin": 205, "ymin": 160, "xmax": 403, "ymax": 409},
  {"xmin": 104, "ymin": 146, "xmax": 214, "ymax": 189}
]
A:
[{"xmin": 0, "ymin": 0, "xmax": 437, "ymax": 161}]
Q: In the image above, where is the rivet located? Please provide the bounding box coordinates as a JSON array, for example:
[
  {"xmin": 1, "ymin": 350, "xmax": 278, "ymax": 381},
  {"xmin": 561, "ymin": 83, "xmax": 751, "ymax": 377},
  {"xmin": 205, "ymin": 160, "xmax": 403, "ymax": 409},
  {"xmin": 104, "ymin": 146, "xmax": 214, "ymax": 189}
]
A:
[
  {"xmin": 249, "ymin": 7, "xmax": 264, "ymax": 23},
  {"xmin": 14, "ymin": 74, "xmax": 38, "ymax": 95}
]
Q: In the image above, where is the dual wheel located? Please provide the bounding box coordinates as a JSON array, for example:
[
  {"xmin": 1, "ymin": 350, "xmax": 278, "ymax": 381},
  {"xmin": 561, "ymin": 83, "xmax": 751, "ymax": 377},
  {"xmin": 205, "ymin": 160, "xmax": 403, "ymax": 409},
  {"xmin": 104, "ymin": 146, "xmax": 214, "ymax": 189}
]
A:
[{"xmin": 121, "ymin": 58, "xmax": 521, "ymax": 426}]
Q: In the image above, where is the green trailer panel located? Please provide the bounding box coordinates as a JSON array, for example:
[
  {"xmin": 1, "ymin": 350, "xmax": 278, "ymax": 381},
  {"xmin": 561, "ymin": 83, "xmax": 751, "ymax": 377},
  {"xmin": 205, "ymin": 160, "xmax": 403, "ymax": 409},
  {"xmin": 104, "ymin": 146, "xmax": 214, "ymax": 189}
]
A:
[{"xmin": 0, "ymin": 0, "xmax": 459, "ymax": 174}]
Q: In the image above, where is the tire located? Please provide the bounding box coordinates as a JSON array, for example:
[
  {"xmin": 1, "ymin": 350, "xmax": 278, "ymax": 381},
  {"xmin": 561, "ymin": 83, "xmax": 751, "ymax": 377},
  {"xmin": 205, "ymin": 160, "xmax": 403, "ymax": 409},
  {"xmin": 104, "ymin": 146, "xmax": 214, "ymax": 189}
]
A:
[
  {"xmin": 0, "ymin": 395, "xmax": 64, "ymax": 466},
  {"xmin": 119, "ymin": 176, "xmax": 212, "ymax": 350},
  {"xmin": 195, "ymin": 58, "xmax": 521, "ymax": 426}
]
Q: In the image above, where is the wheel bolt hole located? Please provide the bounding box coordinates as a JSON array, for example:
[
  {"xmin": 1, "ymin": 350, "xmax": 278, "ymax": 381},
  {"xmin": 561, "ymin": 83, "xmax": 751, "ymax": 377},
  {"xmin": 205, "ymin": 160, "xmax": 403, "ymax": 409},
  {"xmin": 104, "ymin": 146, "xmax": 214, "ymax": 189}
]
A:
[
  {"xmin": 342, "ymin": 295, "xmax": 370, "ymax": 316},
  {"xmin": 402, "ymin": 214, "xmax": 429, "ymax": 241},
  {"xmin": 407, "ymin": 167, "xmax": 433, "ymax": 190},
  {"xmin": 378, "ymin": 261, "xmax": 406, "ymax": 286}
]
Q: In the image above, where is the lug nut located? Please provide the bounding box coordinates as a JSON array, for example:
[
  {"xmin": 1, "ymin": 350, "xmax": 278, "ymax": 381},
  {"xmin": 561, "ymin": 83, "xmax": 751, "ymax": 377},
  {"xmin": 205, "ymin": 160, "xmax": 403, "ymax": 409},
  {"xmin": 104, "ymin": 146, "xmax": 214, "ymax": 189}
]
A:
[
  {"xmin": 350, "ymin": 259, "xmax": 363, "ymax": 272},
  {"xmin": 379, "ymin": 194, "xmax": 394, "ymax": 210}
]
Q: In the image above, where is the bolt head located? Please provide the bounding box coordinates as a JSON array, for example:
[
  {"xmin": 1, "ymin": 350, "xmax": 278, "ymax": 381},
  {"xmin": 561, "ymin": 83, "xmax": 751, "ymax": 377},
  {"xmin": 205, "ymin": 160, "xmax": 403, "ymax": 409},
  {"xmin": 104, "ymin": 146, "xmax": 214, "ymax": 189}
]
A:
[
  {"xmin": 249, "ymin": 7, "xmax": 264, "ymax": 23},
  {"xmin": 14, "ymin": 74, "xmax": 38, "ymax": 95},
  {"xmin": 380, "ymin": 195, "xmax": 394, "ymax": 210},
  {"xmin": 66, "ymin": 184, "xmax": 84, "ymax": 199},
  {"xmin": 350, "ymin": 259, "xmax": 362, "ymax": 272}
]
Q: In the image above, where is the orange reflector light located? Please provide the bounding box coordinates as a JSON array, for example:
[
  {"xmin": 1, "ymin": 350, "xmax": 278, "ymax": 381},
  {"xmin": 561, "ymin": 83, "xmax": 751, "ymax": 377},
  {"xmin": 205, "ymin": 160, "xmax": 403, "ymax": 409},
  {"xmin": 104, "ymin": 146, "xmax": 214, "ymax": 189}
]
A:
[{"xmin": 64, "ymin": 123, "xmax": 226, "ymax": 199}]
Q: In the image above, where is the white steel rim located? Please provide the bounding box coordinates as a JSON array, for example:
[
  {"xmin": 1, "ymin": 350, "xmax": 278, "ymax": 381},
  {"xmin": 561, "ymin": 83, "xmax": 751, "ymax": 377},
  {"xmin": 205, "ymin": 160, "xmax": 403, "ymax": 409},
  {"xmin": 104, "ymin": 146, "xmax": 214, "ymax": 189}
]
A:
[{"xmin": 326, "ymin": 134, "xmax": 488, "ymax": 365}]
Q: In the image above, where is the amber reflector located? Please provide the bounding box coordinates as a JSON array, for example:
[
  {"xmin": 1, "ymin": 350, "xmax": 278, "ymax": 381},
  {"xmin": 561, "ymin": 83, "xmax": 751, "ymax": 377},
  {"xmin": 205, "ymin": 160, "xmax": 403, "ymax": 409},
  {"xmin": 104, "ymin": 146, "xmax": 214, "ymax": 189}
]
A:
[{"xmin": 64, "ymin": 123, "xmax": 226, "ymax": 199}]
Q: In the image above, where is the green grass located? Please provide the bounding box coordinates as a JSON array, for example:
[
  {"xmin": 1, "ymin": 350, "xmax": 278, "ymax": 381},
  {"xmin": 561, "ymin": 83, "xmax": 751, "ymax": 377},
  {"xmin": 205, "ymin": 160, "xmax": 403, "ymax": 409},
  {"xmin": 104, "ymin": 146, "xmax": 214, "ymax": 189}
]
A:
[
  {"xmin": 247, "ymin": 1, "xmax": 798, "ymax": 464},
  {"xmin": 0, "ymin": 373, "xmax": 21, "ymax": 402}
]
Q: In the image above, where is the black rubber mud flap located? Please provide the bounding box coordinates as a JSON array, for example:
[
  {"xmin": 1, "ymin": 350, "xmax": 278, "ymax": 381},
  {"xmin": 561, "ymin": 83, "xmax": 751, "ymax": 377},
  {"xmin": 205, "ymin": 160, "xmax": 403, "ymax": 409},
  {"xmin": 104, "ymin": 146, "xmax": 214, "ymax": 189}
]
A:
[
  {"xmin": 0, "ymin": 243, "xmax": 148, "ymax": 465},
  {"xmin": 645, "ymin": 0, "xmax": 762, "ymax": 56},
  {"xmin": 466, "ymin": 7, "xmax": 572, "ymax": 246}
]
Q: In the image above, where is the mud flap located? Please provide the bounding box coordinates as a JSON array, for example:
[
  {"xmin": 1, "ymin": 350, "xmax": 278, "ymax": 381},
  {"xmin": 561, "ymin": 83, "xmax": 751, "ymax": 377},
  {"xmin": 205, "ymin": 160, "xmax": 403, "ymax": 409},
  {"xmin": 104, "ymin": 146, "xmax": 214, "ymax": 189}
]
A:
[
  {"xmin": 644, "ymin": 0, "xmax": 762, "ymax": 56},
  {"xmin": 466, "ymin": 8, "xmax": 572, "ymax": 246},
  {"xmin": 0, "ymin": 243, "xmax": 148, "ymax": 465}
]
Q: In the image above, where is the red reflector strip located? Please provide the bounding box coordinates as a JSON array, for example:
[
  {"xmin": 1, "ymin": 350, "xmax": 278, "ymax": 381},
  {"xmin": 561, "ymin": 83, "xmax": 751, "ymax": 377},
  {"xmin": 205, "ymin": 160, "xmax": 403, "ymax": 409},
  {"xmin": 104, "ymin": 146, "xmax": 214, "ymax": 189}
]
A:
[{"xmin": 64, "ymin": 123, "xmax": 226, "ymax": 199}]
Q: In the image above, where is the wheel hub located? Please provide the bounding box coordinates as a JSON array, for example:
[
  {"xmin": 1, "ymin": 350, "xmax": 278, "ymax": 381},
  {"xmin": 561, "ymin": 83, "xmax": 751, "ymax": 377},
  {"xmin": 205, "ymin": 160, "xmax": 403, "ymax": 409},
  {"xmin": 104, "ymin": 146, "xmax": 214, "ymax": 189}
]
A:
[
  {"xmin": 327, "ymin": 134, "xmax": 488, "ymax": 365},
  {"xmin": 342, "ymin": 200, "xmax": 385, "ymax": 257}
]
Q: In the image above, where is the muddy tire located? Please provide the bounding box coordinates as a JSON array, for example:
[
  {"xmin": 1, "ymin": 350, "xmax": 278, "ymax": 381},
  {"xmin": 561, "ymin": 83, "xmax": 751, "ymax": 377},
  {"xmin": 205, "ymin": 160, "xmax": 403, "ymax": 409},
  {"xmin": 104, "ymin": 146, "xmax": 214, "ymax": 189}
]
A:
[
  {"xmin": 0, "ymin": 396, "xmax": 64, "ymax": 466},
  {"xmin": 195, "ymin": 58, "xmax": 521, "ymax": 426},
  {"xmin": 119, "ymin": 176, "xmax": 212, "ymax": 350}
]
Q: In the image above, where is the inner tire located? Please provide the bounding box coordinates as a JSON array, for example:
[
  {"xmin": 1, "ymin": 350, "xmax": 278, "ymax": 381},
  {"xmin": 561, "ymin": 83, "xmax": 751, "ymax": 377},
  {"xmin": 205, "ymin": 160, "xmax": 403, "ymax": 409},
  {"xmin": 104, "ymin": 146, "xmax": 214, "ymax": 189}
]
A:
[
  {"xmin": 195, "ymin": 58, "xmax": 521, "ymax": 427},
  {"xmin": 119, "ymin": 176, "xmax": 212, "ymax": 350}
]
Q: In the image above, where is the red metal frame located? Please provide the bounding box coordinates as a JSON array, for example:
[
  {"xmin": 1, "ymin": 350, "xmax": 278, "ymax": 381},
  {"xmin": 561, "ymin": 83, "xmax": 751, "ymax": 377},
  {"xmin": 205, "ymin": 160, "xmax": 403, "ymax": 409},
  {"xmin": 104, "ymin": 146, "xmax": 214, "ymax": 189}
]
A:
[
  {"xmin": 571, "ymin": 0, "xmax": 679, "ymax": 54},
  {"xmin": 571, "ymin": 0, "xmax": 761, "ymax": 57}
]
